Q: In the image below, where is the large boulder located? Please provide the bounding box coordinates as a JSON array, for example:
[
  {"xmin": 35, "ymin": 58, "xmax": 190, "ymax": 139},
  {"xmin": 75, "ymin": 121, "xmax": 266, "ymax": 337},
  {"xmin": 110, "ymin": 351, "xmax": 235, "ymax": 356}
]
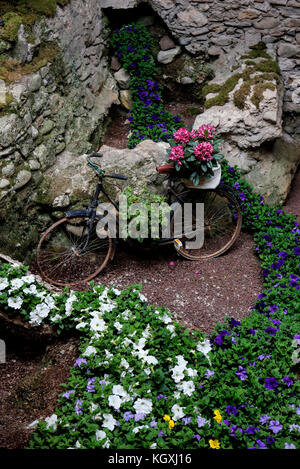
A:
[
  {"xmin": 193, "ymin": 58, "xmax": 300, "ymax": 204},
  {"xmin": 35, "ymin": 140, "xmax": 169, "ymax": 209}
]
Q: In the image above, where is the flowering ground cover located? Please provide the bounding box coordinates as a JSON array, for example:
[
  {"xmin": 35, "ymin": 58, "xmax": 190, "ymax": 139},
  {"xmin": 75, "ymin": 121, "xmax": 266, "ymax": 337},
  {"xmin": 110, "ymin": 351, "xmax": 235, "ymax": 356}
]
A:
[
  {"xmin": 110, "ymin": 23, "xmax": 183, "ymax": 148},
  {"xmin": 0, "ymin": 162, "xmax": 299, "ymax": 449}
]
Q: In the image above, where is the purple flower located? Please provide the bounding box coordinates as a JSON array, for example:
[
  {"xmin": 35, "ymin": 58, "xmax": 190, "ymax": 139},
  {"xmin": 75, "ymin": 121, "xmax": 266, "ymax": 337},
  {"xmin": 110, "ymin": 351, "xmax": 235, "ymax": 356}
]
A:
[
  {"xmin": 284, "ymin": 443, "xmax": 296, "ymax": 449},
  {"xmin": 99, "ymin": 380, "xmax": 107, "ymax": 389},
  {"xmin": 226, "ymin": 405, "xmax": 239, "ymax": 416},
  {"xmin": 157, "ymin": 394, "xmax": 167, "ymax": 401},
  {"xmin": 235, "ymin": 366, "xmax": 248, "ymax": 381},
  {"xmin": 244, "ymin": 426, "xmax": 259, "ymax": 434},
  {"xmin": 269, "ymin": 420, "xmax": 283, "ymax": 434},
  {"xmin": 62, "ymin": 390, "xmax": 75, "ymax": 399},
  {"xmin": 135, "ymin": 413, "xmax": 145, "ymax": 422},
  {"xmin": 255, "ymin": 440, "xmax": 267, "ymax": 449},
  {"xmin": 228, "ymin": 167, "xmax": 235, "ymax": 174},
  {"xmin": 123, "ymin": 411, "xmax": 134, "ymax": 422},
  {"xmin": 283, "ymin": 376, "xmax": 293, "ymax": 387},
  {"xmin": 233, "ymin": 182, "xmax": 240, "ymax": 190},
  {"xmin": 205, "ymin": 369, "xmax": 215, "ymax": 378},
  {"xmin": 75, "ymin": 400, "xmax": 83, "ymax": 415},
  {"xmin": 260, "ymin": 415, "xmax": 271, "ymax": 425},
  {"xmin": 86, "ymin": 377, "xmax": 96, "ymax": 393},
  {"xmin": 158, "ymin": 431, "xmax": 166, "ymax": 437},
  {"xmin": 294, "ymin": 247, "xmax": 300, "ymax": 255},
  {"xmin": 239, "ymin": 192, "xmax": 246, "ymax": 201},
  {"xmin": 248, "ymin": 328, "xmax": 257, "ymax": 335},
  {"xmin": 182, "ymin": 416, "xmax": 192, "ymax": 425},
  {"xmin": 74, "ymin": 358, "xmax": 87, "ymax": 368},
  {"xmin": 264, "ymin": 326, "xmax": 277, "ymax": 336},
  {"xmin": 197, "ymin": 416, "xmax": 210, "ymax": 428},
  {"xmin": 150, "ymin": 421, "xmax": 157, "ymax": 428},
  {"xmin": 194, "ymin": 434, "xmax": 201, "ymax": 442},
  {"xmin": 269, "ymin": 304, "xmax": 278, "ymax": 314},
  {"xmin": 265, "ymin": 377, "xmax": 279, "ymax": 390},
  {"xmin": 266, "ymin": 435, "xmax": 275, "ymax": 445}
]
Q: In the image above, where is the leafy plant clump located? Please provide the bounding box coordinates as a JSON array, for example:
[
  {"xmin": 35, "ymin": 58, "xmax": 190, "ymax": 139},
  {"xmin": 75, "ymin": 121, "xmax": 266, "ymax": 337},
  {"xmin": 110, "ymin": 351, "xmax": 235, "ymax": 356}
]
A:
[
  {"xmin": 110, "ymin": 22, "xmax": 182, "ymax": 149},
  {"xmin": 0, "ymin": 158, "xmax": 299, "ymax": 450},
  {"xmin": 120, "ymin": 186, "xmax": 170, "ymax": 243}
]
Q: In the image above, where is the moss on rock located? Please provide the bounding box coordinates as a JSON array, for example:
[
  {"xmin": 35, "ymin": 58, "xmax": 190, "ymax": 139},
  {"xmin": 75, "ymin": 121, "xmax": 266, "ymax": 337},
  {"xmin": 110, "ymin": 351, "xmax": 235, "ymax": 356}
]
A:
[{"xmin": 203, "ymin": 43, "xmax": 281, "ymax": 111}]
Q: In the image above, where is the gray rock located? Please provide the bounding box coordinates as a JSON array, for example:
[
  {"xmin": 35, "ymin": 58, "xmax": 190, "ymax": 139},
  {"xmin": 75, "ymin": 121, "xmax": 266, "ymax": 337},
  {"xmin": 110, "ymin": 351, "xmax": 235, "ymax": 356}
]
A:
[
  {"xmin": 14, "ymin": 170, "xmax": 32, "ymax": 190},
  {"xmin": 111, "ymin": 56, "xmax": 122, "ymax": 71},
  {"xmin": 159, "ymin": 36, "xmax": 176, "ymax": 51},
  {"xmin": 277, "ymin": 43, "xmax": 300, "ymax": 57},
  {"xmin": 0, "ymin": 179, "xmax": 10, "ymax": 189},
  {"xmin": 28, "ymin": 159, "xmax": 41, "ymax": 171},
  {"xmin": 52, "ymin": 194, "xmax": 70, "ymax": 208},
  {"xmin": 177, "ymin": 7, "xmax": 208, "ymax": 28},
  {"xmin": 254, "ymin": 17, "xmax": 280, "ymax": 29},
  {"xmin": 2, "ymin": 163, "xmax": 15, "ymax": 177},
  {"xmin": 114, "ymin": 68, "xmax": 131, "ymax": 89},
  {"xmin": 27, "ymin": 74, "xmax": 42, "ymax": 92},
  {"xmin": 0, "ymin": 114, "xmax": 23, "ymax": 148},
  {"xmin": 40, "ymin": 119, "xmax": 54, "ymax": 135},
  {"xmin": 207, "ymin": 46, "xmax": 222, "ymax": 57},
  {"xmin": 181, "ymin": 76, "xmax": 194, "ymax": 85},
  {"xmin": 157, "ymin": 47, "xmax": 181, "ymax": 64},
  {"xmin": 0, "ymin": 39, "xmax": 11, "ymax": 54}
]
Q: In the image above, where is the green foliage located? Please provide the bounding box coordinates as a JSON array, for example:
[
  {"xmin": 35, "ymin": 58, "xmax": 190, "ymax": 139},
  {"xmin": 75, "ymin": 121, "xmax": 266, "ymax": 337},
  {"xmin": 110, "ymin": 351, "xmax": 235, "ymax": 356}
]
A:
[
  {"xmin": 120, "ymin": 186, "xmax": 170, "ymax": 242},
  {"xmin": 110, "ymin": 22, "xmax": 182, "ymax": 149}
]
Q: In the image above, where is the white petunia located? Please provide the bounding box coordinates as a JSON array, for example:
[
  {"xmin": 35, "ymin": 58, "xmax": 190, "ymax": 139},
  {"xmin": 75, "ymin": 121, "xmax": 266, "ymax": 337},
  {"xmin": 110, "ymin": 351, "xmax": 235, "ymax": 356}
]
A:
[
  {"xmin": 121, "ymin": 309, "xmax": 130, "ymax": 320},
  {"xmin": 96, "ymin": 430, "xmax": 107, "ymax": 441},
  {"xmin": 176, "ymin": 355, "xmax": 188, "ymax": 369},
  {"xmin": 83, "ymin": 345, "xmax": 97, "ymax": 357},
  {"xmin": 0, "ymin": 278, "xmax": 9, "ymax": 291},
  {"xmin": 65, "ymin": 292, "xmax": 77, "ymax": 317},
  {"xmin": 50, "ymin": 314, "xmax": 62, "ymax": 323},
  {"xmin": 44, "ymin": 294, "xmax": 55, "ymax": 310},
  {"xmin": 112, "ymin": 385, "xmax": 127, "ymax": 398},
  {"xmin": 120, "ymin": 358, "xmax": 129, "ymax": 369},
  {"xmin": 161, "ymin": 313, "xmax": 172, "ymax": 324},
  {"xmin": 178, "ymin": 380, "xmax": 195, "ymax": 396},
  {"xmin": 171, "ymin": 365, "xmax": 185, "ymax": 383},
  {"xmin": 10, "ymin": 278, "xmax": 24, "ymax": 291},
  {"xmin": 29, "ymin": 311, "xmax": 43, "ymax": 326},
  {"xmin": 166, "ymin": 324, "xmax": 175, "ymax": 333},
  {"xmin": 90, "ymin": 317, "xmax": 106, "ymax": 332},
  {"xmin": 186, "ymin": 368, "xmax": 198, "ymax": 378},
  {"xmin": 139, "ymin": 293, "xmax": 148, "ymax": 302},
  {"xmin": 132, "ymin": 425, "xmax": 148, "ymax": 434},
  {"xmin": 76, "ymin": 322, "xmax": 88, "ymax": 329},
  {"xmin": 196, "ymin": 339, "xmax": 212, "ymax": 363},
  {"xmin": 111, "ymin": 287, "xmax": 121, "ymax": 296},
  {"xmin": 171, "ymin": 404, "xmax": 185, "ymax": 421},
  {"xmin": 102, "ymin": 413, "xmax": 117, "ymax": 431},
  {"xmin": 142, "ymin": 325, "xmax": 151, "ymax": 339},
  {"xmin": 34, "ymin": 303, "xmax": 50, "ymax": 318},
  {"xmin": 114, "ymin": 321, "xmax": 123, "ymax": 332},
  {"xmin": 133, "ymin": 398, "xmax": 153, "ymax": 415},
  {"xmin": 23, "ymin": 284, "xmax": 39, "ymax": 295},
  {"xmin": 26, "ymin": 419, "xmax": 39, "ymax": 429},
  {"xmin": 45, "ymin": 414, "xmax": 58, "ymax": 430},
  {"xmin": 8, "ymin": 296, "xmax": 23, "ymax": 310},
  {"xmin": 108, "ymin": 394, "xmax": 122, "ymax": 410},
  {"xmin": 21, "ymin": 274, "xmax": 35, "ymax": 284},
  {"xmin": 144, "ymin": 355, "xmax": 158, "ymax": 365},
  {"xmin": 144, "ymin": 368, "xmax": 151, "ymax": 375}
]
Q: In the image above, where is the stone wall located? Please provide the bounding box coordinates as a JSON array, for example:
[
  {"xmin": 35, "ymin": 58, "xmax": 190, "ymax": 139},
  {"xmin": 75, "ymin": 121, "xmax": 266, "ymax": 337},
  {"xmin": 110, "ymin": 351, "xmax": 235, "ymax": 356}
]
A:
[{"xmin": 0, "ymin": 0, "xmax": 119, "ymax": 260}]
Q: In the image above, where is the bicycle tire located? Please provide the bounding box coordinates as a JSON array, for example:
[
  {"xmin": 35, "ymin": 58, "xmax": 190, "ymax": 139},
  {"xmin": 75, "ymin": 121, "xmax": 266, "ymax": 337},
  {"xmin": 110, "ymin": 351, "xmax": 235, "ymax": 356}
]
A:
[
  {"xmin": 36, "ymin": 216, "xmax": 115, "ymax": 287},
  {"xmin": 170, "ymin": 187, "xmax": 242, "ymax": 260}
]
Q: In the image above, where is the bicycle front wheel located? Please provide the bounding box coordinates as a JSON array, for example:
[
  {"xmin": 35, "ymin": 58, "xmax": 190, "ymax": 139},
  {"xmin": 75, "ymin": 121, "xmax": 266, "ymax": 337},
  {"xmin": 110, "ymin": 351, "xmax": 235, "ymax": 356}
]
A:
[
  {"xmin": 170, "ymin": 187, "xmax": 242, "ymax": 260},
  {"xmin": 36, "ymin": 217, "xmax": 114, "ymax": 286}
]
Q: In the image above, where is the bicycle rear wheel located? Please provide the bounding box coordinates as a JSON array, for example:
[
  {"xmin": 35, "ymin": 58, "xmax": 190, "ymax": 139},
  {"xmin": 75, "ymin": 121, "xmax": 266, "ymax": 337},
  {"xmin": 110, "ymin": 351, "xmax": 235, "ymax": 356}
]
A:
[
  {"xmin": 170, "ymin": 187, "xmax": 242, "ymax": 260},
  {"xmin": 36, "ymin": 217, "xmax": 114, "ymax": 286}
]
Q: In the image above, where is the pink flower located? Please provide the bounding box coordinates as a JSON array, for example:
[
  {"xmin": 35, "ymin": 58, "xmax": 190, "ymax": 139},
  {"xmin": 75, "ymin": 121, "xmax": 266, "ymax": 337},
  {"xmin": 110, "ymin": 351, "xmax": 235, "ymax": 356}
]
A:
[
  {"xmin": 169, "ymin": 145, "xmax": 185, "ymax": 166},
  {"xmin": 194, "ymin": 141, "xmax": 214, "ymax": 161},
  {"xmin": 173, "ymin": 127, "xmax": 190, "ymax": 144},
  {"xmin": 194, "ymin": 125, "xmax": 216, "ymax": 140}
]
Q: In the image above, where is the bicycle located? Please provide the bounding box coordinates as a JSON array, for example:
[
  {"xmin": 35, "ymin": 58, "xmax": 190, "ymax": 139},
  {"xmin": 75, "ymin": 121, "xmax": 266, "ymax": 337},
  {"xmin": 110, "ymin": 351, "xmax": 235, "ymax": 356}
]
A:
[{"xmin": 36, "ymin": 153, "xmax": 242, "ymax": 286}]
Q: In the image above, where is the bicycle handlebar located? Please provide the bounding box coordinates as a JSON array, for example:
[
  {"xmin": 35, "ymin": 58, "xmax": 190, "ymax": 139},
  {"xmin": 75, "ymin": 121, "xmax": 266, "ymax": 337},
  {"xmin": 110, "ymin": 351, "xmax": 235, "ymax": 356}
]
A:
[{"xmin": 87, "ymin": 153, "xmax": 127, "ymax": 180}]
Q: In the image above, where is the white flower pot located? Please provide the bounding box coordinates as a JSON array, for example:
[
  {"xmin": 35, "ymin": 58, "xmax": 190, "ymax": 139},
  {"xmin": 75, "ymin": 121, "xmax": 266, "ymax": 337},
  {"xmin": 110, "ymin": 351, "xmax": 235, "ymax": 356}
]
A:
[{"xmin": 181, "ymin": 162, "xmax": 221, "ymax": 189}]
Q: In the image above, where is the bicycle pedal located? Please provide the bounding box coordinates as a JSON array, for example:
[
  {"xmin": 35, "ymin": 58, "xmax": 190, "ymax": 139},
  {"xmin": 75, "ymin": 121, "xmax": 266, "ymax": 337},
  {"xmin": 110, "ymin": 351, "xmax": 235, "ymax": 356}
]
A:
[{"xmin": 174, "ymin": 239, "xmax": 183, "ymax": 251}]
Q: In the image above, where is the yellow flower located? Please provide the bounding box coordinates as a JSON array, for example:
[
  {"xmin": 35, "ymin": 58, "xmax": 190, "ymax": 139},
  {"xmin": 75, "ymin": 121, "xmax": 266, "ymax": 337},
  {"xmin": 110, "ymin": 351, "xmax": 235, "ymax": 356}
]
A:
[
  {"xmin": 213, "ymin": 410, "xmax": 222, "ymax": 423},
  {"xmin": 168, "ymin": 419, "xmax": 175, "ymax": 430},
  {"xmin": 209, "ymin": 439, "xmax": 220, "ymax": 449},
  {"xmin": 163, "ymin": 415, "xmax": 171, "ymax": 421}
]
